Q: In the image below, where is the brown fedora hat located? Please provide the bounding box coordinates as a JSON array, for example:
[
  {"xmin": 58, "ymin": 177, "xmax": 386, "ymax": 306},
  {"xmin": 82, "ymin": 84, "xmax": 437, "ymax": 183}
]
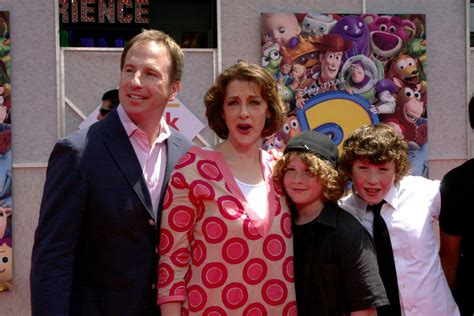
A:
[{"xmin": 315, "ymin": 34, "xmax": 352, "ymax": 53}]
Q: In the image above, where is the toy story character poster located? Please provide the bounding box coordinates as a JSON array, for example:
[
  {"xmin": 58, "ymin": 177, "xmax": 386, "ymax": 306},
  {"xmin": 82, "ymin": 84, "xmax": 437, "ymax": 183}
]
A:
[
  {"xmin": 0, "ymin": 11, "xmax": 12, "ymax": 292},
  {"xmin": 261, "ymin": 13, "xmax": 428, "ymax": 176}
]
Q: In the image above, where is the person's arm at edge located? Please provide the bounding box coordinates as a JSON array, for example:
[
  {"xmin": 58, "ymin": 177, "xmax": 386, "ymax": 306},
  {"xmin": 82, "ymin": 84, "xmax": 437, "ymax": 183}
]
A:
[
  {"xmin": 160, "ymin": 302, "xmax": 182, "ymax": 316},
  {"xmin": 30, "ymin": 138, "xmax": 86, "ymax": 315},
  {"xmin": 439, "ymin": 231, "xmax": 461, "ymax": 289},
  {"xmin": 439, "ymin": 173, "xmax": 462, "ymax": 289},
  {"xmin": 157, "ymin": 165, "xmax": 197, "ymax": 311}
]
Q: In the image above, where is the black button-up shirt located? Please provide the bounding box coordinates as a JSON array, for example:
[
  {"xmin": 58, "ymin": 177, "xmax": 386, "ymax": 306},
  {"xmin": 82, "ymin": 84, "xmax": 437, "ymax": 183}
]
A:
[{"xmin": 293, "ymin": 202, "xmax": 388, "ymax": 316}]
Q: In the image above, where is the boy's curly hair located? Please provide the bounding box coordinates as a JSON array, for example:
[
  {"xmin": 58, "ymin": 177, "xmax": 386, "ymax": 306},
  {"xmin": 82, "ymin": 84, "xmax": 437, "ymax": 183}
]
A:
[
  {"xmin": 273, "ymin": 151, "xmax": 345, "ymax": 205},
  {"xmin": 338, "ymin": 124, "xmax": 410, "ymax": 183}
]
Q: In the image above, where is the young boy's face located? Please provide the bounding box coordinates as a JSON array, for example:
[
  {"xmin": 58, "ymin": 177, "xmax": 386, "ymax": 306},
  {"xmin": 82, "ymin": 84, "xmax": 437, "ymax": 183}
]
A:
[
  {"xmin": 283, "ymin": 156, "xmax": 323, "ymax": 210},
  {"xmin": 351, "ymin": 159, "xmax": 396, "ymax": 205}
]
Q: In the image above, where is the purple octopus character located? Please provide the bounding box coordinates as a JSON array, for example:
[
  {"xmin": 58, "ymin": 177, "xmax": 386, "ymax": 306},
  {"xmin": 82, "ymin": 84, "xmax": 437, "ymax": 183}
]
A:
[{"xmin": 330, "ymin": 15, "xmax": 370, "ymax": 63}]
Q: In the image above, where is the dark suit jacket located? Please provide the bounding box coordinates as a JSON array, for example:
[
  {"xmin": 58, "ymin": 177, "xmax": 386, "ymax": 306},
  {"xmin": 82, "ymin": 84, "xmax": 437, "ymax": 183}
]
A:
[{"xmin": 30, "ymin": 110, "xmax": 193, "ymax": 316}]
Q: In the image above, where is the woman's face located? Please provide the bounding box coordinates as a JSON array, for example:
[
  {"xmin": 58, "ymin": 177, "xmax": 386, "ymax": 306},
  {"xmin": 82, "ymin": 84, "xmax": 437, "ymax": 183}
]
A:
[{"xmin": 222, "ymin": 80, "xmax": 269, "ymax": 149}]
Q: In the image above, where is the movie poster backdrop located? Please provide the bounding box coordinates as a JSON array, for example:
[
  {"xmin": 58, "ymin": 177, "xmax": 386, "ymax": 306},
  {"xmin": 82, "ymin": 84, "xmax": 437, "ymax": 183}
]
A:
[
  {"xmin": 0, "ymin": 11, "xmax": 11, "ymax": 292},
  {"xmin": 261, "ymin": 13, "xmax": 428, "ymax": 176}
]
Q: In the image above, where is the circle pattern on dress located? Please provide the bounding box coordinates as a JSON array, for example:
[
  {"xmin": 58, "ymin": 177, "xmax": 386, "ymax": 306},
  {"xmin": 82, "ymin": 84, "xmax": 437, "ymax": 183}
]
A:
[
  {"xmin": 171, "ymin": 172, "xmax": 188, "ymax": 189},
  {"xmin": 171, "ymin": 247, "xmax": 191, "ymax": 267},
  {"xmin": 201, "ymin": 262, "xmax": 228, "ymax": 288},
  {"xmin": 222, "ymin": 282, "xmax": 249, "ymax": 310},
  {"xmin": 175, "ymin": 152, "xmax": 196, "ymax": 169},
  {"xmin": 217, "ymin": 195, "xmax": 245, "ymax": 220},
  {"xmin": 203, "ymin": 306, "xmax": 226, "ymax": 316},
  {"xmin": 243, "ymin": 302, "xmax": 267, "ymax": 316},
  {"xmin": 162, "ymin": 186, "xmax": 172, "ymax": 210},
  {"xmin": 194, "ymin": 201, "xmax": 205, "ymax": 222},
  {"xmin": 222, "ymin": 237, "xmax": 249, "ymax": 264},
  {"xmin": 243, "ymin": 258, "xmax": 268, "ymax": 285},
  {"xmin": 263, "ymin": 234, "xmax": 286, "ymax": 261},
  {"xmin": 243, "ymin": 217, "xmax": 261, "ymax": 240},
  {"xmin": 187, "ymin": 284, "xmax": 207, "ymax": 312},
  {"xmin": 197, "ymin": 159, "xmax": 223, "ymax": 181},
  {"xmin": 190, "ymin": 180, "xmax": 215, "ymax": 201},
  {"xmin": 202, "ymin": 216, "xmax": 228, "ymax": 244},
  {"xmin": 170, "ymin": 281, "xmax": 186, "ymax": 296},
  {"xmin": 283, "ymin": 301, "xmax": 298, "ymax": 316},
  {"xmin": 159, "ymin": 228, "xmax": 174, "ymax": 254},
  {"xmin": 191, "ymin": 239, "xmax": 206, "ymax": 266},
  {"xmin": 280, "ymin": 212, "xmax": 292, "ymax": 238},
  {"xmin": 168, "ymin": 206, "xmax": 194, "ymax": 232},
  {"xmin": 282, "ymin": 256, "xmax": 294, "ymax": 282},
  {"xmin": 261, "ymin": 279, "xmax": 288, "ymax": 306},
  {"xmin": 158, "ymin": 262, "xmax": 173, "ymax": 287}
]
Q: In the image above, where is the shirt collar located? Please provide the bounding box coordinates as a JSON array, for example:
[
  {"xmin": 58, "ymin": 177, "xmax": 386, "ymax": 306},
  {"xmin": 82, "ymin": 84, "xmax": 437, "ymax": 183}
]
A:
[
  {"xmin": 117, "ymin": 105, "xmax": 171, "ymax": 144},
  {"xmin": 351, "ymin": 181, "xmax": 400, "ymax": 211},
  {"xmin": 298, "ymin": 202, "xmax": 338, "ymax": 229}
]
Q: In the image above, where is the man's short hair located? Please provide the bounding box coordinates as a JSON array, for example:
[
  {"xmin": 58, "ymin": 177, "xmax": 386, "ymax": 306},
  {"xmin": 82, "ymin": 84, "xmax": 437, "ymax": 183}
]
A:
[
  {"xmin": 338, "ymin": 124, "xmax": 410, "ymax": 183},
  {"xmin": 120, "ymin": 29, "xmax": 184, "ymax": 83},
  {"xmin": 102, "ymin": 89, "xmax": 119, "ymax": 108}
]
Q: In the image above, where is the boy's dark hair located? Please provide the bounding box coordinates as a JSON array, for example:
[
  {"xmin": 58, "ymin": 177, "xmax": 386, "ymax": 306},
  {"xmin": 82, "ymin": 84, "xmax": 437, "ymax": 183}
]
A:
[{"xmin": 338, "ymin": 124, "xmax": 410, "ymax": 183}]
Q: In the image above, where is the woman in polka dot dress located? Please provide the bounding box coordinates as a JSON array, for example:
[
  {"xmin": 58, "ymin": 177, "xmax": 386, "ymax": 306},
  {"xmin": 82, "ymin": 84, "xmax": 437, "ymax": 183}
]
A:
[{"xmin": 157, "ymin": 61, "xmax": 297, "ymax": 315}]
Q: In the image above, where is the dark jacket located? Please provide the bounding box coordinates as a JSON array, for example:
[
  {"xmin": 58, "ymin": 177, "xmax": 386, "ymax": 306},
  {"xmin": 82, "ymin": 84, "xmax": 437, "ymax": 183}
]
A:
[{"xmin": 30, "ymin": 110, "xmax": 192, "ymax": 316}]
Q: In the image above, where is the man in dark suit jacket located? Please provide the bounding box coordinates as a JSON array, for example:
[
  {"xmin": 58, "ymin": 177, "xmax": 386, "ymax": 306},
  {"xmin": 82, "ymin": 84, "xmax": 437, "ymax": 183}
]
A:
[{"xmin": 30, "ymin": 30, "xmax": 193, "ymax": 315}]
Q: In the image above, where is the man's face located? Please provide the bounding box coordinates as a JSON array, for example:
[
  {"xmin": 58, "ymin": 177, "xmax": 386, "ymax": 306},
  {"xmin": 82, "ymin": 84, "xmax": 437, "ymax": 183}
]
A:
[
  {"xmin": 351, "ymin": 159, "xmax": 396, "ymax": 205},
  {"xmin": 320, "ymin": 51, "xmax": 343, "ymax": 81},
  {"xmin": 119, "ymin": 41, "xmax": 179, "ymax": 125}
]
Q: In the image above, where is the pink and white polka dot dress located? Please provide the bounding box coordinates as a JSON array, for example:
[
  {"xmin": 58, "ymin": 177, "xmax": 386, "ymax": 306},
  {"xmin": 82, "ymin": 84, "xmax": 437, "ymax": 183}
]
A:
[{"xmin": 157, "ymin": 146, "xmax": 296, "ymax": 315}]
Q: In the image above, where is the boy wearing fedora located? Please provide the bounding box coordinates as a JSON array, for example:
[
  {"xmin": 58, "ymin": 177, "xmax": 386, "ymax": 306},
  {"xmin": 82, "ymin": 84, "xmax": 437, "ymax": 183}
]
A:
[{"xmin": 273, "ymin": 130, "xmax": 388, "ymax": 316}]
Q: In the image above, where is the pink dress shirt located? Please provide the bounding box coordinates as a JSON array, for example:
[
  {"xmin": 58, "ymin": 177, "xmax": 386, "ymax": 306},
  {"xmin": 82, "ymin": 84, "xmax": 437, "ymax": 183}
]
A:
[{"xmin": 117, "ymin": 106, "xmax": 170, "ymax": 214}]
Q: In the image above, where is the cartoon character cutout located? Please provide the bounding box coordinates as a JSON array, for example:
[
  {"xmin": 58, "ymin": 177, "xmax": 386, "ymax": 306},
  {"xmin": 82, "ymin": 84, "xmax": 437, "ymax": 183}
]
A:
[
  {"xmin": 380, "ymin": 80, "xmax": 427, "ymax": 147},
  {"xmin": 341, "ymin": 55, "xmax": 383, "ymax": 102},
  {"xmin": 314, "ymin": 34, "xmax": 352, "ymax": 93},
  {"xmin": 0, "ymin": 202, "xmax": 11, "ymax": 239},
  {"xmin": 261, "ymin": 13, "xmax": 301, "ymax": 48},
  {"xmin": 261, "ymin": 41, "xmax": 282, "ymax": 76},
  {"xmin": 330, "ymin": 15, "xmax": 371, "ymax": 62},
  {"xmin": 362, "ymin": 14, "xmax": 416, "ymax": 65},
  {"xmin": 301, "ymin": 13, "xmax": 337, "ymax": 37},
  {"xmin": 386, "ymin": 54, "xmax": 427, "ymax": 105},
  {"xmin": 0, "ymin": 237, "xmax": 12, "ymax": 291},
  {"xmin": 263, "ymin": 132, "xmax": 286, "ymax": 153},
  {"xmin": 371, "ymin": 78, "xmax": 397, "ymax": 114},
  {"xmin": 281, "ymin": 111, "xmax": 302, "ymax": 145},
  {"xmin": 284, "ymin": 36, "xmax": 320, "ymax": 77}
]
